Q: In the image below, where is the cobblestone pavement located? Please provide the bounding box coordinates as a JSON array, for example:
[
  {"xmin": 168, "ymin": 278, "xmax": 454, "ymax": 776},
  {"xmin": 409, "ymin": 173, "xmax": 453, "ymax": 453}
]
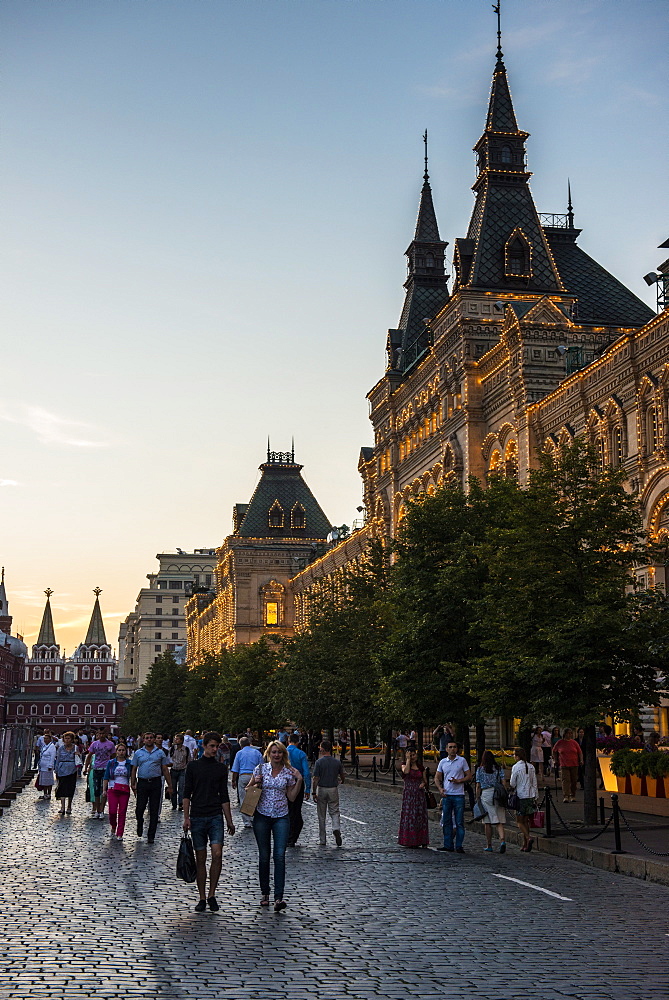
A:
[{"xmin": 2, "ymin": 781, "xmax": 668, "ymax": 1000}]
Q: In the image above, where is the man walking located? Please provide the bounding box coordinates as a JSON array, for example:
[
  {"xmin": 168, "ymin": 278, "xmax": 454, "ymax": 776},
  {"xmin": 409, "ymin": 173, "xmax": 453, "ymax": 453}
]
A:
[
  {"xmin": 435, "ymin": 740, "xmax": 471, "ymax": 853},
  {"xmin": 312, "ymin": 739, "xmax": 345, "ymax": 847},
  {"xmin": 183, "ymin": 730, "xmax": 198, "ymax": 756},
  {"xmin": 131, "ymin": 732, "xmax": 172, "ymax": 844},
  {"xmin": 83, "ymin": 728, "xmax": 116, "ymax": 820},
  {"xmin": 287, "ymin": 732, "xmax": 311, "ymax": 847},
  {"xmin": 230, "ymin": 737, "xmax": 263, "ymax": 828},
  {"xmin": 183, "ymin": 732, "xmax": 235, "ymax": 912}
]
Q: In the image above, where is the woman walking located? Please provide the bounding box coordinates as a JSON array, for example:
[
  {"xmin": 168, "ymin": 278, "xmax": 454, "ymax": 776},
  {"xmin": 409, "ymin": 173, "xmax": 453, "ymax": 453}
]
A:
[
  {"xmin": 54, "ymin": 732, "xmax": 79, "ymax": 815},
  {"xmin": 530, "ymin": 727, "xmax": 544, "ymax": 787},
  {"xmin": 398, "ymin": 748, "xmax": 429, "ymax": 848},
  {"xmin": 510, "ymin": 748, "xmax": 538, "ymax": 851},
  {"xmin": 169, "ymin": 734, "xmax": 190, "ymax": 811},
  {"xmin": 36, "ymin": 733, "xmax": 57, "ymax": 801},
  {"xmin": 248, "ymin": 740, "xmax": 303, "ymax": 911},
  {"xmin": 475, "ymin": 750, "xmax": 507, "ymax": 853},
  {"xmin": 103, "ymin": 742, "xmax": 133, "ymax": 840}
]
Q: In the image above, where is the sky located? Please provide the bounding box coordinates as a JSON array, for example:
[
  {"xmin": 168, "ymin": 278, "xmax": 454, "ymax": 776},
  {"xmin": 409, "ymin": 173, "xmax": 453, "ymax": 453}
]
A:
[{"xmin": 1, "ymin": 0, "xmax": 667, "ymax": 652}]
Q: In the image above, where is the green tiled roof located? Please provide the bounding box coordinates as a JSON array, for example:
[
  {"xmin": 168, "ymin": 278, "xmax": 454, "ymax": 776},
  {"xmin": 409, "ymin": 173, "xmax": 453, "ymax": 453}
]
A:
[
  {"xmin": 85, "ymin": 595, "xmax": 107, "ymax": 646},
  {"xmin": 36, "ymin": 597, "xmax": 56, "ymax": 647},
  {"xmin": 235, "ymin": 459, "xmax": 332, "ymax": 539}
]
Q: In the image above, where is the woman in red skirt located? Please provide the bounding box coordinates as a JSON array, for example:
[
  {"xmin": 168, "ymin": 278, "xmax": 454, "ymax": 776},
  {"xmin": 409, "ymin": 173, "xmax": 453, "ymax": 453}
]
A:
[{"xmin": 398, "ymin": 748, "xmax": 429, "ymax": 847}]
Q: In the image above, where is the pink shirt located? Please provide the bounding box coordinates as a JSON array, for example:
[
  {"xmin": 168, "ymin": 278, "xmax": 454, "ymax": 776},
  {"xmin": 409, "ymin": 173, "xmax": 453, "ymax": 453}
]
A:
[{"xmin": 553, "ymin": 739, "xmax": 582, "ymax": 768}]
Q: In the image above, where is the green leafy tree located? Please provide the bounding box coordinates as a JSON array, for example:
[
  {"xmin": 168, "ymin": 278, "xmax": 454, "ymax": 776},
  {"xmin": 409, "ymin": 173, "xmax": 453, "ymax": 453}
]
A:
[
  {"xmin": 472, "ymin": 440, "xmax": 664, "ymax": 823},
  {"xmin": 210, "ymin": 639, "xmax": 279, "ymax": 736},
  {"xmin": 178, "ymin": 652, "xmax": 224, "ymax": 732},
  {"xmin": 120, "ymin": 652, "xmax": 188, "ymax": 736}
]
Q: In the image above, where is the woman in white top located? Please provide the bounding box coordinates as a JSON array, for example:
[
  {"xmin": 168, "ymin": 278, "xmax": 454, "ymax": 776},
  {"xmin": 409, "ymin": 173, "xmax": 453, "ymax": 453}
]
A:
[
  {"xmin": 509, "ymin": 748, "xmax": 538, "ymax": 852},
  {"xmin": 530, "ymin": 727, "xmax": 544, "ymax": 785},
  {"xmin": 36, "ymin": 735, "xmax": 57, "ymax": 801}
]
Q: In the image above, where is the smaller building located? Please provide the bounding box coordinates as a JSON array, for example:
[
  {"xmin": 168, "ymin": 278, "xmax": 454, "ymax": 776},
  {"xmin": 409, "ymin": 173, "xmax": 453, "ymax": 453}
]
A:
[
  {"xmin": 0, "ymin": 569, "xmax": 27, "ymax": 721},
  {"xmin": 117, "ymin": 549, "xmax": 217, "ymax": 694},
  {"xmin": 5, "ymin": 588, "xmax": 125, "ymax": 732}
]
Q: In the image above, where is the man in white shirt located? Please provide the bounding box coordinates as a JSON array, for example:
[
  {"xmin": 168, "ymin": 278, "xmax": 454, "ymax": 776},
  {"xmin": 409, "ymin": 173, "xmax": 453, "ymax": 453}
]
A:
[
  {"xmin": 435, "ymin": 740, "xmax": 471, "ymax": 853},
  {"xmin": 541, "ymin": 727, "xmax": 552, "ymax": 777},
  {"xmin": 230, "ymin": 738, "xmax": 264, "ymax": 827},
  {"xmin": 183, "ymin": 730, "xmax": 198, "ymax": 755}
]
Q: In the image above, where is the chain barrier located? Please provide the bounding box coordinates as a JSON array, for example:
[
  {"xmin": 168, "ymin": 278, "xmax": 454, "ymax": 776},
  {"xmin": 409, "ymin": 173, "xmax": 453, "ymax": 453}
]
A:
[
  {"xmin": 543, "ymin": 787, "xmax": 616, "ymax": 843},
  {"xmin": 617, "ymin": 803, "xmax": 669, "ymax": 857}
]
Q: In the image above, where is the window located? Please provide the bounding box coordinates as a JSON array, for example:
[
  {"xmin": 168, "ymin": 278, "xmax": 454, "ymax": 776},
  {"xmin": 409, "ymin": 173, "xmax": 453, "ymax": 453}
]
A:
[
  {"xmin": 155, "ymin": 632, "xmax": 162, "ymax": 639},
  {"xmin": 155, "ymin": 620, "xmax": 164, "ymax": 627},
  {"xmin": 155, "ymin": 645, "xmax": 162, "ymax": 652},
  {"xmin": 171, "ymin": 620, "xmax": 178, "ymax": 627},
  {"xmin": 426, "ymin": 253, "xmax": 435, "ymax": 268},
  {"xmin": 173, "ymin": 595, "xmax": 179, "ymax": 603},
  {"xmin": 33, "ymin": 667, "xmax": 41, "ymax": 680},
  {"xmin": 613, "ymin": 426, "xmax": 624, "ymax": 465},
  {"xmin": 30, "ymin": 705, "xmax": 37, "ymax": 715},
  {"xmin": 85, "ymin": 705, "xmax": 92, "ymax": 715},
  {"xmin": 505, "ymin": 231, "xmax": 531, "ymax": 278},
  {"xmin": 205, "ymin": 574, "xmax": 212, "ymax": 586},
  {"xmin": 597, "ymin": 437, "xmax": 605, "ymax": 470},
  {"xmin": 82, "ymin": 666, "xmax": 90, "ymax": 680},
  {"xmin": 71, "ymin": 705, "xmax": 78, "ymax": 715},
  {"xmin": 193, "ymin": 574, "xmax": 200, "ymax": 585},
  {"xmin": 93, "ymin": 666, "xmax": 102, "ymax": 680},
  {"xmin": 44, "ymin": 705, "xmax": 51, "ymax": 715},
  {"xmin": 266, "ymin": 602, "xmax": 279, "ymax": 626},
  {"xmin": 172, "ymin": 633, "xmax": 179, "ymax": 639},
  {"xmin": 647, "ymin": 406, "xmax": 658, "ymax": 453},
  {"xmin": 17, "ymin": 706, "xmax": 24, "ymax": 716},
  {"xmin": 501, "ymin": 144, "xmax": 513, "ymax": 163},
  {"xmin": 43, "ymin": 665, "xmax": 51, "ymax": 680},
  {"xmin": 98, "ymin": 705, "xmax": 104, "ymax": 715},
  {"xmin": 100, "ymin": 651, "xmax": 107, "ymax": 660},
  {"xmin": 291, "ymin": 503, "xmax": 306, "ymax": 529},
  {"xmin": 168, "ymin": 581, "xmax": 182, "ymax": 589},
  {"xmin": 268, "ymin": 500, "xmax": 284, "ymax": 528},
  {"xmin": 57, "ymin": 705, "xmax": 64, "ymax": 715}
]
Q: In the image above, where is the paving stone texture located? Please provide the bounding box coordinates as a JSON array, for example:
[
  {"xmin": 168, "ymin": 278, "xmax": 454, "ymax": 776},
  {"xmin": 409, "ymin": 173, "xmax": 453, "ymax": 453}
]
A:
[{"xmin": 1, "ymin": 782, "xmax": 668, "ymax": 1000}]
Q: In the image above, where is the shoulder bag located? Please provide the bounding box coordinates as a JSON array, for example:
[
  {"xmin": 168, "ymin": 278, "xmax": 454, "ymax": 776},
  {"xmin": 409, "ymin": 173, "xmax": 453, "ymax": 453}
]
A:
[
  {"xmin": 492, "ymin": 768, "xmax": 508, "ymax": 806},
  {"xmin": 240, "ymin": 781, "xmax": 263, "ymax": 817}
]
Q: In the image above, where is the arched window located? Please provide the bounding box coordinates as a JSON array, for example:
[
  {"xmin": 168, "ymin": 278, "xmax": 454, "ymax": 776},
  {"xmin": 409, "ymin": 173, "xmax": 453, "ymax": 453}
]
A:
[
  {"xmin": 100, "ymin": 650, "xmax": 107, "ymax": 660},
  {"xmin": 611, "ymin": 426, "xmax": 624, "ymax": 466},
  {"xmin": 44, "ymin": 705, "xmax": 51, "ymax": 716},
  {"xmin": 30, "ymin": 705, "xmax": 37, "ymax": 715},
  {"xmin": 93, "ymin": 666, "xmax": 102, "ymax": 680},
  {"xmin": 71, "ymin": 705, "xmax": 78, "ymax": 716},
  {"xmin": 57, "ymin": 705, "xmax": 64, "ymax": 715},
  {"xmin": 44, "ymin": 666, "xmax": 52, "ymax": 681},
  {"xmin": 597, "ymin": 437, "xmax": 605, "ymax": 470},
  {"xmin": 97, "ymin": 704, "xmax": 105, "ymax": 715},
  {"xmin": 17, "ymin": 705, "xmax": 24, "ymax": 716},
  {"xmin": 647, "ymin": 406, "xmax": 658, "ymax": 453},
  {"xmin": 426, "ymin": 254, "xmax": 435, "ymax": 268},
  {"xmin": 82, "ymin": 666, "xmax": 90, "ymax": 680},
  {"xmin": 489, "ymin": 449, "xmax": 503, "ymax": 475},
  {"xmin": 501, "ymin": 145, "xmax": 513, "ymax": 163},
  {"xmin": 33, "ymin": 667, "xmax": 41, "ymax": 680},
  {"xmin": 290, "ymin": 503, "xmax": 306, "ymax": 530},
  {"xmin": 268, "ymin": 500, "xmax": 284, "ymax": 528},
  {"xmin": 84, "ymin": 704, "xmax": 92, "ymax": 715},
  {"xmin": 505, "ymin": 231, "xmax": 531, "ymax": 278},
  {"xmin": 505, "ymin": 440, "xmax": 519, "ymax": 480}
]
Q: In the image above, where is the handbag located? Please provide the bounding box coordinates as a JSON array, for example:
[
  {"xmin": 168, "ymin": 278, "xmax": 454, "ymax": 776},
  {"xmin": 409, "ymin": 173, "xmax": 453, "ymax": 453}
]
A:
[
  {"xmin": 473, "ymin": 796, "xmax": 487, "ymax": 820},
  {"xmin": 425, "ymin": 789, "xmax": 437, "ymax": 810},
  {"xmin": 176, "ymin": 833, "xmax": 197, "ymax": 883},
  {"xmin": 531, "ymin": 810, "xmax": 545, "ymax": 828},
  {"xmin": 240, "ymin": 781, "xmax": 262, "ymax": 817},
  {"xmin": 492, "ymin": 772, "xmax": 508, "ymax": 806},
  {"xmin": 507, "ymin": 789, "xmax": 519, "ymax": 811}
]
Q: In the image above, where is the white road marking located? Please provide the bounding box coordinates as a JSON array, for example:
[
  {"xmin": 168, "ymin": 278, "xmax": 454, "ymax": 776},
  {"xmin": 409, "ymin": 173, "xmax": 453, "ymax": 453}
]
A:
[
  {"xmin": 492, "ymin": 874, "xmax": 572, "ymax": 901},
  {"xmin": 304, "ymin": 800, "xmax": 367, "ymax": 824}
]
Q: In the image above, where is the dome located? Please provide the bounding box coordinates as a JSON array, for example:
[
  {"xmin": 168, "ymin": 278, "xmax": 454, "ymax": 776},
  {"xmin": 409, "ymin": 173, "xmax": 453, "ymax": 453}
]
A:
[{"xmin": 1, "ymin": 633, "xmax": 27, "ymax": 657}]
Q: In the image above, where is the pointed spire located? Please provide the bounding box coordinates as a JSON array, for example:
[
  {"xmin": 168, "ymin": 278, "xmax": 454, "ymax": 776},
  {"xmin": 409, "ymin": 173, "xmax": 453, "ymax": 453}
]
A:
[
  {"xmin": 36, "ymin": 589, "xmax": 57, "ymax": 646},
  {"xmin": 413, "ymin": 131, "xmax": 441, "ymax": 243},
  {"xmin": 567, "ymin": 179, "xmax": 574, "ymax": 228},
  {"xmin": 85, "ymin": 588, "xmax": 107, "ymax": 646},
  {"xmin": 0, "ymin": 567, "xmax": 7, "ymax": 616}
]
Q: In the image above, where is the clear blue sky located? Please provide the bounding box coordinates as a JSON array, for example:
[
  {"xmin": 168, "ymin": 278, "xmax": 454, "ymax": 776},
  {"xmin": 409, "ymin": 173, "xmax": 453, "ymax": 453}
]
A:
[{"xmin": 1, "ymin": 0, "xmax": 667, "ymax": 649}]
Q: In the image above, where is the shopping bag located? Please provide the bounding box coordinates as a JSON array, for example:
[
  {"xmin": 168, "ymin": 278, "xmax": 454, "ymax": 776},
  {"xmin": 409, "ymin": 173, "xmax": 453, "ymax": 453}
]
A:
[
  {"xmin": 176, "ymin": 833, "xmax": 197, "ymax": 883},
  {"xmin": 240, "ymin": 782, "xmax": 262, "ymax": 817},
  {"xmin": 531, "ymin": 810, "xmax": 545, "ymax": 828}
]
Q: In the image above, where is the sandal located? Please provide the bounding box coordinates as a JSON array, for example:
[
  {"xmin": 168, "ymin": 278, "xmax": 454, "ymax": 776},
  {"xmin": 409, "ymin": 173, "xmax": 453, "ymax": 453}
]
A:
[
  {"xmin": 260, "ymin": 896, "xmax": 270, "ymax": 907},
  {"xmin": 274, "ymin": 900, "xmax": 287, "ymax": 912}
]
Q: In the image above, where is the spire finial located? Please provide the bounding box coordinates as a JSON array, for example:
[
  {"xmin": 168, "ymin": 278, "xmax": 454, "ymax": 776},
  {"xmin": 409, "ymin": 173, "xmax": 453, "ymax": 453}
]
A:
[
  {"xmin": 93, "ymin": 587, "xmax": 102, "ymax": 598},
  {"xmin": 423, "ymin": 129, "xmax": 429, "ymax": 183},
  {"xmin": 291, "ymin": 436, "xmax": 295, "ymax": 462},
  {"xmin": 493, "ymin": 1, "xmax": 503, "ymax": 64},
  {"xmin": 1, "ymin": 567, "xmax": 4, "ymax": 584},
  {"xmin": 267, "ymin": 435, "xmax": 271, "ymax": 462},
  {"xmin": 567, "ymin": 178, "xmax": 574, "ymax": 228},
  {"xmin": 45, "ymin": 588, "xmax": 53, "ymax": 599}
]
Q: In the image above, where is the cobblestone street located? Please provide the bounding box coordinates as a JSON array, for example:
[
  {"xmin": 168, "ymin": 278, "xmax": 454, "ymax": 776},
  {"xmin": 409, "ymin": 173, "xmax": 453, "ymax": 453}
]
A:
[{"xmin": 1, "ymin": 781, "xmax": 668, "ymax": 1000}]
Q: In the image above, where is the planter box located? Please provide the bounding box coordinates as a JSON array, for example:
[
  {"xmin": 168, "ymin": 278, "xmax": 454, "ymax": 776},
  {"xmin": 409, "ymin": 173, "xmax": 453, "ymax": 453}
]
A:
[
  {"xmin": 629, "ymin": 775, "xmax": 646, "ymax": 796},
  {"xmin": 646, "ymin": 777, "xmax": 665, "ymax": 798},
  {"xmin": 616, "ymin": 775, "xmax": 632, "ymax": 794},
  {"xmin": 597, "ymin": 754, "xmax": 618, "ymax": 793}
]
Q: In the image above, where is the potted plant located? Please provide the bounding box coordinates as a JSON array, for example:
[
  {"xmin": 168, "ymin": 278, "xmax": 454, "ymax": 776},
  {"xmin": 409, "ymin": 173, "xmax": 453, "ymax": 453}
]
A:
[
  {"xmin": 629, "ymin": 751, "xmax": 649, "ymax": 796},
  {"xmin": 649, "ymin": 751, "xmax": 669, "ymax": 798},
  {"xmin": 610, "ymin": 748, "xmax": 636, "ymax": 794}
]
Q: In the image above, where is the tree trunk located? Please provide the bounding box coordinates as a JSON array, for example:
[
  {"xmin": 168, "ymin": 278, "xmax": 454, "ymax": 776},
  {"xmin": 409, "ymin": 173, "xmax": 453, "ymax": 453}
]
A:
[
  {"xmin": 384, "ymin": 728, "xmax": 393, "ymax": 768},
  {"xmin": 517, "ymin": 719, "xmax": 532, "ymax": 760},
  {"xmin": 475, "ymin": 722, "xmax": 486, "ymax": 767},
  {"xmin": 583, "ymin": 723, "xmax": 598, "ymax": 826},
  {"xmin": 458, "ymin": 721, "xmax": 471, "ymax": 762},
  {"xmin": 349, "ymin": 727, "xmax": 356, "ymax": 766}
]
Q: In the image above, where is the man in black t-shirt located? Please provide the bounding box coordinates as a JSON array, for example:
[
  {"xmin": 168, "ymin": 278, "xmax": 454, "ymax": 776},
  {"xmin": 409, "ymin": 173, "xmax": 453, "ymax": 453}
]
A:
[{"xmin": 183, "ymin": 732, "xmax": 235, "ymax": 912}]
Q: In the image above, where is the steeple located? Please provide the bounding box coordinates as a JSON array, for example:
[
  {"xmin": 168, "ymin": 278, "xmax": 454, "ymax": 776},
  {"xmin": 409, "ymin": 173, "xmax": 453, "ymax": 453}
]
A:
[
  {"xmin": 85, "ymin": 587, "xmax": 108, "ymax": 646},
  {"xmin": 36, "ymin": 589, "xmax": 57, "ymax": 647},
  {"xmin": 387, "ymin": 132, "xmax": 449, "ymax": 373},
  {"xmin": 0, "ymin": 567, "xmax": 11, "ymax": 635},
  {"xmin": 453, "ymin": 11, "xmax": 563, "ymax": 295}
]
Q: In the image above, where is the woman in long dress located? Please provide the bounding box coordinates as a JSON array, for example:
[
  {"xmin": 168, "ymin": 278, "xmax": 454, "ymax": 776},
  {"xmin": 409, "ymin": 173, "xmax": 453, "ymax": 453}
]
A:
[
  {"xmin": 398, "ymin": 749, "xmax": 429, "ymax": 847},
  {"xmin": 54, "ymin": 731, "xmax": 79, "ymax": 815},
  {"xmin": 36, "ymin": 734, "xmax": 57, "ymax": 801}
]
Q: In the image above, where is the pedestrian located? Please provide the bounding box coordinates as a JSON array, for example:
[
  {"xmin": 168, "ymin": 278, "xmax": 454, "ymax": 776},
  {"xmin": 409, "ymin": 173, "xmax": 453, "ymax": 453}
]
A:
[
  {"xmin": 541, "ymin": 725, "xmax": 552, "ymax": 777},
  {"xmin": 131, "ymin": 732, "xmax": 173, "ymax": 844},
  {"xmin": 247, "ymin": 740, "xmax": 302, "ymax": 911},
  {"xmin": 312, "ymin": 739, "xmax": 345, "ymax": 847},
  {"xmin": 103, "ymin": 743, "xmax": 133, "ymax": 840},
  {"xmin": 169, "ymin": 733, "xmax": 190, "ymax": 811},
  {"xmin": 54, "ymin": 732, "xmax": 79, "ymax": 815},
  {"xmin": 552, "ymin": 728, "xmax": 583, "ymax": 803},
  {"xmin": 216, "ymin": 735, "xmax": 231, "ymax": 768},
  {"xmin": 475, "ymin": 750, "xmax": 507, "ymax": 853},
  {"xmin": 36, "ymin": 733, "xmax": 57, "ymax": 801},
  {"xmin": 83, "ymin": 729, "xmax": 116, "ymax": 820},
  {"xmin": 154, "ymin": 733, "xmax": 168, "ymax": 814},
  {"xmin": 435, "ymin": 739, "xmax": 471, "ymax": 853},
  {"xmin": 398, "ymin": 748, "xmax": 429, "ymax": 848},
  {"xmin": 396, "ymin": 731, "xmax": 409, "ymax": 762},
  {"xmin": 550, "ymin": 726, "xmax": 561, "ymax": 777},
  {"xmin": 277, "ymin": 727, "xmax": 289, "ymax": 746},
  {"xmin": 339, "ymin": 728, "xmax": 349, "ymax": 761},
  {"xmin": 230, "ymin": 737, "xmax": 264, "ymax": 828},
  {"xmin": 530, "ymin": 727, "xmax": 544, "ymax": 786},
  {"xmin": 510, "ymin": 748, "xmax": 538, "ymax": 851},
  {"xmin": 286, "ymin": 732, "xmax": 311, "ymax": 847},
  {"xmin": 183, "ymin": 730, "xmax": 198, "ymax": 756},
  {"xmin": 182, "ymin": 731, "xmax": 235, "ymax": 912}
]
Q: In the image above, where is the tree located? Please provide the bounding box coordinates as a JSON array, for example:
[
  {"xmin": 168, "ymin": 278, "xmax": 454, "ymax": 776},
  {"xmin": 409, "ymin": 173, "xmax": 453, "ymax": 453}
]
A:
[
  {"xmin": 120, "ymin": 652, "xmax": 188, "ymax": 736},
  {"xmin": 472, "ymin": 440, "xmax": 664, "ymax": 823},
  {"xmin": 210, "ymin": 639, "xmax": 279, "ymax": 736},
  {"xmin": 178, "ymin": 652, "xmax": 224, "ymax": 732}
]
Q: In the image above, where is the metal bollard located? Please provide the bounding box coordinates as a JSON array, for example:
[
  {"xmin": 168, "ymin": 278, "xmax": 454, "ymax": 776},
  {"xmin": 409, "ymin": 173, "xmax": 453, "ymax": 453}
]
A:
[
  {"xmin": 372, "ymin": 756, "xmax": 377, "ymax": 782},
  {"xmin": 355, "ymin": 754, "xmax": 359, "ymax": 780},
  {"xmin": 544, "ymin": 784, "xmax": 553, "ymax": 838},
  {"xmin": 599, "ymin": 796, "xmax": 605, "ymax": 826},
  {"xmin": 611, "ymin": 794, "xmax": 625, "ymax": 853}
]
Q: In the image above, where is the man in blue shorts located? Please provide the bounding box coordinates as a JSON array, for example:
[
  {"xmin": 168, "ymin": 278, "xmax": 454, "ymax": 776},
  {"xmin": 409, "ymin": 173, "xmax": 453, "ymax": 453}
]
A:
[{"xmin": 183, "ymin": 732, "xmax": 235, "ymax": 912}]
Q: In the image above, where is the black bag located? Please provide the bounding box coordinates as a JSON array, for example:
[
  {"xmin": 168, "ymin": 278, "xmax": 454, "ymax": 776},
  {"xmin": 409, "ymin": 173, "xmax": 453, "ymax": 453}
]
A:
[
  {"xmin": 176, "ymin": 833, "xmax": 197, "ymax": 883},
  {"xmin": 425, "ymin": 789, "xmax": 437, "ymax": 810},
  {"xmin": 493, "ymin": 768, "xmax": 508, "ymax": 806}
]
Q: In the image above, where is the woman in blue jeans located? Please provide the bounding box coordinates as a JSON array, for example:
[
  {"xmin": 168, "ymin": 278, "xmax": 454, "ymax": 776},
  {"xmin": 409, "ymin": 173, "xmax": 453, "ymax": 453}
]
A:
[{"xmin": 248, "ymin": 741, "xmax": 303, "ymax": 911}]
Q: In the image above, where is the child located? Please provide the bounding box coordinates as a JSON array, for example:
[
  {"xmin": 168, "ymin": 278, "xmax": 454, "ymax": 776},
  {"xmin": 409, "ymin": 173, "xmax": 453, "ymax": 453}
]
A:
[{"xmin": 103, "ymin": 743, "xmax": 133, "ymax": 840}]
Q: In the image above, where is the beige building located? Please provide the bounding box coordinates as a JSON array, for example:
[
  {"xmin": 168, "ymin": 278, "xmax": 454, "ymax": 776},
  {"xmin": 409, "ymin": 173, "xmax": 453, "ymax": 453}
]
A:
[{"xmin": 118, "ymin": 549, "xmax": 216, "ymax": 693}]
